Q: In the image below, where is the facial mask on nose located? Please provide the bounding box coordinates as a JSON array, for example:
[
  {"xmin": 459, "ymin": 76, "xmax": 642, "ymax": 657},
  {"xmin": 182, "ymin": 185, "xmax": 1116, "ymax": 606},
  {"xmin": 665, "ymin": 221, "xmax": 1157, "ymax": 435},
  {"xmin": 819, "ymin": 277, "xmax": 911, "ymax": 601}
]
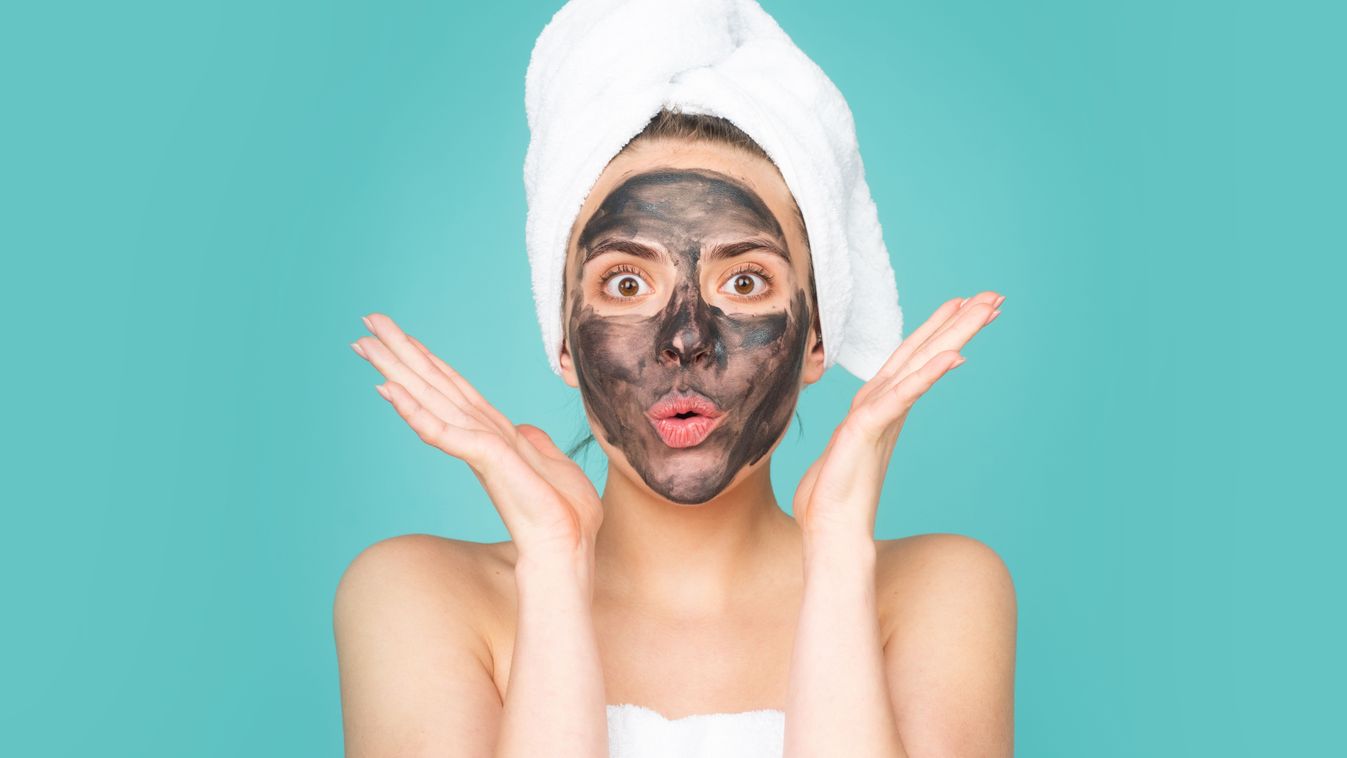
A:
[{"xmin": 566, "ymin": 168, "xmax": 812, "ymax": 504}]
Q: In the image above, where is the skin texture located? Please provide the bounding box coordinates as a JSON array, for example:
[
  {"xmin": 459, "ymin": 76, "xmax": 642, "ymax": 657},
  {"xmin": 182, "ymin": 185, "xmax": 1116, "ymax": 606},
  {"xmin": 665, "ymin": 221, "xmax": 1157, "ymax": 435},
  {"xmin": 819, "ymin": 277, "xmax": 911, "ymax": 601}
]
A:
[
  {"xmin": 566, "ymin": 168, "xmax": 812, "ymax": 504},
  {"xmin": 338, "ymin": 135, "xmax": 1014, "ymax": 756}
]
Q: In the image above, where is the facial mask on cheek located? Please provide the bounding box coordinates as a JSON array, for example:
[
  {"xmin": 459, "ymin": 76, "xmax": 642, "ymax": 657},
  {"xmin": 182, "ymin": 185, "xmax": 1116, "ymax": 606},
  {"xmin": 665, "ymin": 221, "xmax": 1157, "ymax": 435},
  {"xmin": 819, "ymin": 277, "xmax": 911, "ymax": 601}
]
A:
[{"xmin": 565, "ymin": 169, "xmax": 813, "ymax": 505}]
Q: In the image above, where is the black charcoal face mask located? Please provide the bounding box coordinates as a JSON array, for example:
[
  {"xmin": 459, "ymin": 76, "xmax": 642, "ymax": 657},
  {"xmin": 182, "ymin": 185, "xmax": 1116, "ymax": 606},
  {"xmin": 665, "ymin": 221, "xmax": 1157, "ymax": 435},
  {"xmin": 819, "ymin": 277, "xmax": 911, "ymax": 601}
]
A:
[{"xmin": 566, "ymin": 168, "xmax": 812, "ymax": 504}]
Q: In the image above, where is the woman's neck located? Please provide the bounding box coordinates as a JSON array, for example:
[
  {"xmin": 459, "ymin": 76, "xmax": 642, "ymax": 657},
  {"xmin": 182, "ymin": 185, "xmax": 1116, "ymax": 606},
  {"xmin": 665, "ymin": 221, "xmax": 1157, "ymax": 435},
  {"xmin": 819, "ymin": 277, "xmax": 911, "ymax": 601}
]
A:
[{"xmin": 592, "ymin": 460, "xmax": 802, "ymax": 616}]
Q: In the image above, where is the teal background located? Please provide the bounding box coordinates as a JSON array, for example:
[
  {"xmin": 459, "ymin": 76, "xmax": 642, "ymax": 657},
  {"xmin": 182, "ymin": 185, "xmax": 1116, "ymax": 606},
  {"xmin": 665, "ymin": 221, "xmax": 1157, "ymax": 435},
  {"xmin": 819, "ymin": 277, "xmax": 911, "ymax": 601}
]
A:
[{"xmin": 3, "ymin": 0, "xmax": 1341, "ymax": 755}]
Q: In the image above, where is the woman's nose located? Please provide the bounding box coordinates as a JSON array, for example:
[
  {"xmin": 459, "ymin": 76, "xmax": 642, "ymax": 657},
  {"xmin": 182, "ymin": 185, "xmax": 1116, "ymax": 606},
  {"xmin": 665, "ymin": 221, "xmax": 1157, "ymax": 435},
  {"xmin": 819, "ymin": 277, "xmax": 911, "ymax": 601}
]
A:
[
  {"xmin": 661, "ymin": 329, "xmax": 714, "ymax": 366},
  {"xmin": 656, "ymin": 291, "xmax": 718, "ymax": 367}
]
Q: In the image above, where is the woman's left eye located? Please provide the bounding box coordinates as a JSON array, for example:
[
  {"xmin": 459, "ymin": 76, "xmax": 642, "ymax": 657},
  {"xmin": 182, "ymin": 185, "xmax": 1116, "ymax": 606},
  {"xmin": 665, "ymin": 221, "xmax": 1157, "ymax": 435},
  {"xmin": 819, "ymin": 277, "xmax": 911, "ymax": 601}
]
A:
[
  {"xmin": 603, "ymin": 273, "xmax": 651, "ymax": 299},
  {"xmin": 720, "ymin": 271, "xmax": 768, "ymax": 297}
]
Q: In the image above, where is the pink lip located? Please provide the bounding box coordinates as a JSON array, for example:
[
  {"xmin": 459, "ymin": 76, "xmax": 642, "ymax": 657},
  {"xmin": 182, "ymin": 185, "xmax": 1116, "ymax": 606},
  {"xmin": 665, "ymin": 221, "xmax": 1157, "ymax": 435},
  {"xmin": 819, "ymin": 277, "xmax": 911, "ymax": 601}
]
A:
[{"xmin": 645, "ymin": 391, "xmax": 726, "ymax": 448}]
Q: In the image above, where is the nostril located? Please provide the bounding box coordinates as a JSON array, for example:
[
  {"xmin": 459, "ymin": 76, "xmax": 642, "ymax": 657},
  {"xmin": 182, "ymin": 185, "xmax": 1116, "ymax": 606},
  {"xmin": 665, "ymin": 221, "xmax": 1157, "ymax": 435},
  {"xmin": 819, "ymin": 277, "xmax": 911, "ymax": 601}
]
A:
[{"xmin": 659, "ymin": 340, "xmax": 713, "ymax": 366}]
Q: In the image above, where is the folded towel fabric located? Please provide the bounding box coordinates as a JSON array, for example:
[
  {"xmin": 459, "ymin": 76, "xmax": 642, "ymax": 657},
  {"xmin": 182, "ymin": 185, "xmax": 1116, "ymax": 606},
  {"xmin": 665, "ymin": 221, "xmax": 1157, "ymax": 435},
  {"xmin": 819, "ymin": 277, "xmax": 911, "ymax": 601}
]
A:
[
  {"xmin": 607, "ymin": 703, "xmax": 785, "ymax": 758},
  {"xmin": 523, "ymin": 0, "xmax": 904, "ymax": 380}
]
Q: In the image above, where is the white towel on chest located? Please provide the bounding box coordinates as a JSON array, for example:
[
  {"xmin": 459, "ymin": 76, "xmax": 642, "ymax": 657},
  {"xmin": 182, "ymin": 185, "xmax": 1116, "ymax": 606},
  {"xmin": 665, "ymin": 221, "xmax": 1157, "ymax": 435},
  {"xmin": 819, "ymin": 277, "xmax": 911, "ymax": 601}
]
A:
[
  {"xmin": 523, "ymin": 0, "xmax": 904, "ymax": 381},
  {"xmin": 607, "ymin": 704, "xmax": 785, "ymax": 758}
]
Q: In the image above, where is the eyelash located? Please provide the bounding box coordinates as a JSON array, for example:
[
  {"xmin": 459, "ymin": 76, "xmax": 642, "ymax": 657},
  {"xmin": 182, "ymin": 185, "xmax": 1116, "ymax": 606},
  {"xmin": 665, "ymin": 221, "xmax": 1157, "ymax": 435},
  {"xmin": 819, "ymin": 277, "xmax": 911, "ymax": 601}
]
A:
[
  {"xmin": 592, "ymin": 262, "xmax": 776, "ymax": 302},
  {"xmin": 597, "ymin": 264, "xmax": 653, "ymax": 301},
  {"xmin": 722, "ymin": 263, "xmax": 774, "ymax": 301}
]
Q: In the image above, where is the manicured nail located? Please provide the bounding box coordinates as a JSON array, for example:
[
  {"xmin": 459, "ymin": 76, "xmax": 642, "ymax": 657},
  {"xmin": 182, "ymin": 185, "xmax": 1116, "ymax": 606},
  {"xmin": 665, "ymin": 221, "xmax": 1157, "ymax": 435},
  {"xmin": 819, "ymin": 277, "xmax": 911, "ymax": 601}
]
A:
[
  {"xmin": 993, "ymin": 295, "xmax": 1005, "ymax": 309},
  {"xmin": 950, "ymin": 356, "xmax": 966, "ymax": 369},
  {"xmin": 375, "ymin": 384, "xmax": 391, "ymax": 401},
  {"xmin": 362, "ymin": 315, "xmax": 375, "ymax": 333},
  {"xmin": 350, "ymin": 341, "xmax": 367, "ymax": 359},
  {"xmin": 986, "ymin": 309, "xmax": 1001, "ymax": 325}
]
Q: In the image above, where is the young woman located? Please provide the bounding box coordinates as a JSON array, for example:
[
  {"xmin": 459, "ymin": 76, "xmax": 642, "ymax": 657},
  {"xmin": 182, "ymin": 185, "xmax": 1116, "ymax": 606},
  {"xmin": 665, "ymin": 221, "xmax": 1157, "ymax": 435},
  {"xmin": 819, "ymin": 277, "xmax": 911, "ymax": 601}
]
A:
[{"xmin": 336, "ymin": 109, "xmax": 1015, "ymax": 757}]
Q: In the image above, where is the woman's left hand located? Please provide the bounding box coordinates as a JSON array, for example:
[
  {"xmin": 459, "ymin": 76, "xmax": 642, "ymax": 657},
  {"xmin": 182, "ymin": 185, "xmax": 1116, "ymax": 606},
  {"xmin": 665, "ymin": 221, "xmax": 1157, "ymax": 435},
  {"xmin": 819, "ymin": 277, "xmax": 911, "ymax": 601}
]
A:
[{"xmin": 793, "ymin": 290, "xmax": 1004, "ymax": 545}]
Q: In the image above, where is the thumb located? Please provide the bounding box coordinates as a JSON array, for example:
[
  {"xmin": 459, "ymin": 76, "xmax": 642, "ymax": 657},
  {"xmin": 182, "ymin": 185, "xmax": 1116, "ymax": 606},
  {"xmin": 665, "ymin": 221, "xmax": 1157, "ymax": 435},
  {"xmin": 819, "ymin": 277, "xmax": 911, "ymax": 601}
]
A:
[{"xmin": 515, "ymin": 423, "xmax": 570, "ymax": 462}]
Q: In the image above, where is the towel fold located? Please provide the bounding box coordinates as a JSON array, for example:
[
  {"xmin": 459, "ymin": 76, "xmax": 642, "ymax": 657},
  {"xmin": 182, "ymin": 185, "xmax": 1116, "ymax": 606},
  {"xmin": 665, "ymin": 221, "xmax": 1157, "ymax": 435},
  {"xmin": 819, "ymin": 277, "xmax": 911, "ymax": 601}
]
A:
[
  {"xmin": 606, "ymin": 703, "xmax": 785, "ymax": 758},
  {"xmin": 524, "ymin": 0, "xmax": 903, "ymax": 380}
]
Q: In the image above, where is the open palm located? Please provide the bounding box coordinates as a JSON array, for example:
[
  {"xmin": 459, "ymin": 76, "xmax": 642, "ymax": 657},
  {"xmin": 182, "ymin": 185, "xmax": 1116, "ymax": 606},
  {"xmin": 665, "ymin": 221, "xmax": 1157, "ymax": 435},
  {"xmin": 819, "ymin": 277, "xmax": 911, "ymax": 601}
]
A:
[
  {"xmin": 793, "ymin": 291, "xmax": 1003, "ymax": 540},
  {"xmin": 351, "ymin": 313, "xmax": 603, "ymax": 561}
]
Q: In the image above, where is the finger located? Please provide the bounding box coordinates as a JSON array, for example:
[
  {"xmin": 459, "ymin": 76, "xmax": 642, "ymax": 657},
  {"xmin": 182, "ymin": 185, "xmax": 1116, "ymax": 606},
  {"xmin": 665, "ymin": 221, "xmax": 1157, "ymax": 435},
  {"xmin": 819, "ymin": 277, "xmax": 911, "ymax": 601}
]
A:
[
  {"xmin": 872, "ymin": 291, "xmax": 997, "ymax": 385},
  {"xmin": 364, "ymin": 313, "xmax": 476, "ymax": 410},
  {"xmin": 862, "ymin": 350, "xmax": 965, "ymax": 434},
  {"xmin": 367, "ymin": 314, "xmax": 515, "ymax": 436},
  {"xmin": 794, "ymin": 420, "xmax": 846, "ymax": 510},
  {"xmin": 381, "ymin": 382, "xmax": 558, "ymax": 529},
  {"xmin": 356, "ymin": 335, "xmax": 487, "ymax": 431},
  {"xmin": 402, "ymin": 332, "xmax": 515, "ymax": 432},
  {"xmin": 916, "ymin": 291, "xmax": 1000, "ymax": 350},
  {"xmin": 380, "ymin": 381, "xmax": 496, "ymax": 464},
  {"xmin": 865, "ymin": 296, "xmax": 964, "ymax": 387},
  {"xmin": 516, "ymin": 424, "xmax": 571, "ymax": 463},
  {"xmin": 892, "ymin": 300, "xmax": 995, "ymax": 385}
]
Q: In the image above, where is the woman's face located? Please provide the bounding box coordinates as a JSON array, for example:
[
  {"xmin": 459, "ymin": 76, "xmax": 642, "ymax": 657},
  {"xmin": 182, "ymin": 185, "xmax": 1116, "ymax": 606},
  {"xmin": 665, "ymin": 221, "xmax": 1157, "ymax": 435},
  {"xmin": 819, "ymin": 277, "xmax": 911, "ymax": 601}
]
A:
[{"xmin": 560, "ymin": 138, "xmax": 825, "ymax": 505}]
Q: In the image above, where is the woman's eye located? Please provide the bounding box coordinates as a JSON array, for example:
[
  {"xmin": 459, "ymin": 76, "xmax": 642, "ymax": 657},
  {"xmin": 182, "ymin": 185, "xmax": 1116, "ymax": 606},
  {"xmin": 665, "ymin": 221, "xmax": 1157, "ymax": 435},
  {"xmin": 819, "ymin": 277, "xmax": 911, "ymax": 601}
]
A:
[
  {"xmin": 603, "ymin": 274, "xmax": 651, "ymax": 299},
  {"xmin": 721, "ymin": 272, "xmax": 767, "ymax": 297}
]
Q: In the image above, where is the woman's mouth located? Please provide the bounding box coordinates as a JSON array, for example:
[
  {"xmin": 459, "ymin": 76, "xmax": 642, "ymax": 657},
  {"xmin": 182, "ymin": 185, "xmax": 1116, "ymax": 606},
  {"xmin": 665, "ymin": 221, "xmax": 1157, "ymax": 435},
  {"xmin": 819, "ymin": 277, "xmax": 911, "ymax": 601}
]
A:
[{"xmin": 645, "ymin": 390, "xmax": 726, "ymax": 448}]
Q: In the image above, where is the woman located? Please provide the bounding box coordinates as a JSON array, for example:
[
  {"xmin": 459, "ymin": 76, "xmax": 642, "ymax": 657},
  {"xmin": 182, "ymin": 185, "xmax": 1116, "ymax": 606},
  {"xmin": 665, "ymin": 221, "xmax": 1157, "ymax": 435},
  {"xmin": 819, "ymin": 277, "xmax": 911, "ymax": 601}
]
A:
[{"xmin": 337, "ymin": 3, "xmax": 1014, "ymax": 757}]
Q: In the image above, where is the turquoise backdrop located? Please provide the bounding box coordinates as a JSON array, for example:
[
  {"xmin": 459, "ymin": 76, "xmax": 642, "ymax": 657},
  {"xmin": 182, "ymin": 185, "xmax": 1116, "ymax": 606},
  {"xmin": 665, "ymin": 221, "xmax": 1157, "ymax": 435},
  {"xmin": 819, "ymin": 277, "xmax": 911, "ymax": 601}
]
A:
[{"xmin": 3, "ymin": 0, "xmax": 1341, "ymax": 755}]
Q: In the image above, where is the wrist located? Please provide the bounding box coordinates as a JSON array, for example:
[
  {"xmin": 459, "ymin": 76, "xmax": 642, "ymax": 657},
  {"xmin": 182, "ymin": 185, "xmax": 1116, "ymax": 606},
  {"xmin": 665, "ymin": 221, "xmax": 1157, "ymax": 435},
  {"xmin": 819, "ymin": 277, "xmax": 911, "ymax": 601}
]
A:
[
  {"xmin": 515, "ymin": 547, "xmax": 596, "ymax": 597},
  {"xmin": 802, "ymin": 531, "xmax": 877, "ymax": 574}
]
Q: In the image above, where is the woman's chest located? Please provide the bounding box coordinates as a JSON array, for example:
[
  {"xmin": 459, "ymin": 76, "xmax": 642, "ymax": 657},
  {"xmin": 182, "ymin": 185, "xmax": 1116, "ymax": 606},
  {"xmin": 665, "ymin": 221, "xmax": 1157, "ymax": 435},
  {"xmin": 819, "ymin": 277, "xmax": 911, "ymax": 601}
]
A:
[{"xmin": 487, "ymin": 595, "xmax": 801, "ymax": 717}]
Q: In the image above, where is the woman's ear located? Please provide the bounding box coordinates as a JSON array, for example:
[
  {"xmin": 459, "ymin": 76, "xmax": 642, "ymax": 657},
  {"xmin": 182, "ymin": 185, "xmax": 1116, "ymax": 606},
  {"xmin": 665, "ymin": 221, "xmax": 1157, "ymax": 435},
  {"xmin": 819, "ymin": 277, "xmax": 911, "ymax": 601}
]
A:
[
  {"xmin": 801, "ymin": 316, "xmax": 826, "ymax": 386},
  {"xmin": 558, "ymin": 334, "xmax": 581, "ymax": 388}
]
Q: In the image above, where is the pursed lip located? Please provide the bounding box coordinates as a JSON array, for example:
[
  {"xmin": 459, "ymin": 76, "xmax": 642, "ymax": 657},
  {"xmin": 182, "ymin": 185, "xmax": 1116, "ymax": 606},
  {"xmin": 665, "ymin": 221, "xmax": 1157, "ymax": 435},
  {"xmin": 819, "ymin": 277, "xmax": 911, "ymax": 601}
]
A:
[{"xmin": 644, "ymin": 390, "xmax": 726, "ymax": 448}]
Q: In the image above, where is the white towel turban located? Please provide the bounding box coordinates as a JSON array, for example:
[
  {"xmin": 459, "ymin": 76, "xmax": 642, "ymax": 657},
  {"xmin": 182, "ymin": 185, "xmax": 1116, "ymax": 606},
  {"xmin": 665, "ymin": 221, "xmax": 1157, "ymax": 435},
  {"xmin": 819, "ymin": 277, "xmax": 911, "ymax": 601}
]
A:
[{"xmin": 523, "ymin": 0, "xmax": 903, "ymax": 380}]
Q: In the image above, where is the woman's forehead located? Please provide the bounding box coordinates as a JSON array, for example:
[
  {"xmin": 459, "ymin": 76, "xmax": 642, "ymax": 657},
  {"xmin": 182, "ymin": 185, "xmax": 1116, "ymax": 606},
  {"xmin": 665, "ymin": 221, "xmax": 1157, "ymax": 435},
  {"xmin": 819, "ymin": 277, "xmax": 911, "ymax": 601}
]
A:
[
  {"xmin": 577, "ymin": 169, "xmax": 788, "ymax": 252},
  {"xmin": 567, "ymin": 142, "xmax": 810, "ymax": 272}
]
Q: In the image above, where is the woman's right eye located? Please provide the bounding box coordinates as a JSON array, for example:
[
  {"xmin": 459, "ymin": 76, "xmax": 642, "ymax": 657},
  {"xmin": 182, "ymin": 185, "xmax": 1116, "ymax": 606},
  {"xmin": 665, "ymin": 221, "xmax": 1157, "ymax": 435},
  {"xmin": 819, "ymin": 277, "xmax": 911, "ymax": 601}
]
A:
[{"xmin": 602, "ymin": 273, "xmax": 651, "ymax": 299}]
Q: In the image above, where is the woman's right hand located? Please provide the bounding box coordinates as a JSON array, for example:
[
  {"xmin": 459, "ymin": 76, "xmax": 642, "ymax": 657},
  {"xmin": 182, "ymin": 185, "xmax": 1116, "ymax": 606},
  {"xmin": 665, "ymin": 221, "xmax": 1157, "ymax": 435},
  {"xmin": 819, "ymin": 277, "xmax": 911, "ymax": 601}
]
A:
[{"xmin": 351, "ymin": 312, "xmax": 603, "ymax": 566}]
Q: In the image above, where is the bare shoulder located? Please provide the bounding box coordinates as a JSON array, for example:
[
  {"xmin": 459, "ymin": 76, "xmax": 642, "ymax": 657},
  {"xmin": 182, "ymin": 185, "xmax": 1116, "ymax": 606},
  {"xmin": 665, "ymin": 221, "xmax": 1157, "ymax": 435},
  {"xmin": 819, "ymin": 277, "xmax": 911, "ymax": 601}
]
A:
[
  {"xmin": 875, "ymin": 532, "xmax": 1015, "ymax": 593},
  {"xmin": 872, "ymin": 533, "xmax": 1017, "ymax": 756},
  {"xmin": 333, "ymin": 534, "xmax": 519, "ymax": 756},
  {"xmin": 337, "ymin": 533, "xmax": 513, "ymax": 614}
]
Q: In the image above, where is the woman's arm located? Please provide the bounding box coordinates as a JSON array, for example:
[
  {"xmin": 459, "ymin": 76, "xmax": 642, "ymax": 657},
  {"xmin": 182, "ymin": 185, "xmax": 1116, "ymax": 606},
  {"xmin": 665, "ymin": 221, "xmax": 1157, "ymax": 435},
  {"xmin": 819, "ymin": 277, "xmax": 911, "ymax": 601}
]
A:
[
  {"xmin": 334, "ymin": 536, "xmax": 507, "ymax": 757},
  {"xmin": 878, "ymin": 534, "xmax": 1016, "ymax": 757},
  {"xmin": 497, "ymin": 549, "xmax": 607, "ymax": 758},
  {"xmin": 785, "ymin": 534, "xmax": 904, "ymax": 757},
  {"xmin": 348, "ymin": 314, "xmax": 610, "ymax": 757},
  {"xmin": 784, "ymin": 534, "xmax": 1017, "ymax": 758},
  {"xmin": 786, "ymin": 292, "xmax": 1006, "ymax": 756}
]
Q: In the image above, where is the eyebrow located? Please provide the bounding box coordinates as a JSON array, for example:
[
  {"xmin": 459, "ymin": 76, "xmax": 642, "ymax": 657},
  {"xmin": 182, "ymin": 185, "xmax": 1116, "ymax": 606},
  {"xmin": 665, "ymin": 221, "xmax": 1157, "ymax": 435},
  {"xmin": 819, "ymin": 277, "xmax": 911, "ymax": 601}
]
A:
[
  {"xmin": 704, "ymin": 238, "xmax": 792, "ymax": 263},
  {"xmin": 582, "ymin": 236, "xmax": 792, "ymax": 265},
  {"xmin": 582, "ymin": 238, "xmax": 664, "ymax": 264}
]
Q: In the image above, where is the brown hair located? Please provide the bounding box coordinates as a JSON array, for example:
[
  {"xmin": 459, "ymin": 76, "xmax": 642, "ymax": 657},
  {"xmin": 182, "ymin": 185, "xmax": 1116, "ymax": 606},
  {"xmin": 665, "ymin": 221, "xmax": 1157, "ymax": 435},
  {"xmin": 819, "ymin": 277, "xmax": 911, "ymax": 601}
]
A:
[{"xmin": 620, "ymin": 107, "xmax": 812, "ymax": 259}]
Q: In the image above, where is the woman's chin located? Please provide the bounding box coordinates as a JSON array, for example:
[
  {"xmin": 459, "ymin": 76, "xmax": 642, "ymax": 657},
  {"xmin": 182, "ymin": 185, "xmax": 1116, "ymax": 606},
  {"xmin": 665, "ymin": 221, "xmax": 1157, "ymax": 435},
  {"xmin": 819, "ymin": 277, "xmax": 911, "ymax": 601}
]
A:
[
  {"xmin": 594, "ymin": 432, "xmax": 759, "ymax": 506},
  {"xmin": 635, "ymin": 450, "xmax": 746, "ymax": 505}
]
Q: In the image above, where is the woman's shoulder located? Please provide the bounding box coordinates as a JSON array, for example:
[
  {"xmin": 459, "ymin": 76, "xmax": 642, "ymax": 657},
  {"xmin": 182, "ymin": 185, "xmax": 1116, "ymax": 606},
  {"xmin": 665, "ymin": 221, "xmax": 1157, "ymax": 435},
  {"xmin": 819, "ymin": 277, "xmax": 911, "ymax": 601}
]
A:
[
  {"xmin": 333, "ymin": 536, "xmax": 521, "ymax": 744},
  {"xmin": 334, "ymin": 534, "xmax": 520, "ymax": 657},
  {"xmin": 338, "ymin": 533, "xmax": 519, "ymax": 603},
  {"xmin": 874, "ymin": 532, "xmax": 1010, "ymax": 570},
  {"xmin": 874, "ymin": 532, "xmax": 1014, "ymax": 591},
  {"xmin": 873, "ymin": 533, "xmax": 1016, "ymax": 639}
]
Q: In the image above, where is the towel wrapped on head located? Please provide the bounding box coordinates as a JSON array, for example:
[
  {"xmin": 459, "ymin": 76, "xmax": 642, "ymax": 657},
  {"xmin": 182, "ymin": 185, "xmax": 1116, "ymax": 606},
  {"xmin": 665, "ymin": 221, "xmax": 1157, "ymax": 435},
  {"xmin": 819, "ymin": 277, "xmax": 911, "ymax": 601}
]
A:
[{"xmin": 524, "ymin": 0, "xmax": 903, "ymax": 380}]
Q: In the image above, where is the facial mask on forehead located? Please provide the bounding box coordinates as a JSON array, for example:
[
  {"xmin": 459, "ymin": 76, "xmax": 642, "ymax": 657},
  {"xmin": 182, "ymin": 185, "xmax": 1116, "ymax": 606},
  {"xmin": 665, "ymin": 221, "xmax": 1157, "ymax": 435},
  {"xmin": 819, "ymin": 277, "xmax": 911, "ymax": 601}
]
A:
[
  {"xmin": 567, "ymin": 169, "xmax": 810, "ymax": 504},
  {"xmin": 525, "ymin": 0, "xmax": 904, "ymax": 381}
]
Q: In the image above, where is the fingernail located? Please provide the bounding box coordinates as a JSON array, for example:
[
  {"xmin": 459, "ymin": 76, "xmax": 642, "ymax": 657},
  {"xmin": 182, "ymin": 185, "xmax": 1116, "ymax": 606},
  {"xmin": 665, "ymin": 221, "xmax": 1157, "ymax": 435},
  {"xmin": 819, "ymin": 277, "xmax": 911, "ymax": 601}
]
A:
[
  {"xmin": 986, "ymin": 309, "xmax": 1001, "ymax": 325},
  {"xmin": 350, "ymin": 341, "xmax": 367, "ymax": 359},
  {"xmin": 375, "ymin": 384, "xmax": 391, "ymax": 401},
  {"xmin": 993, "ymin": 294, "xmax": 1005, "ymax": 308},
  {"xmin": 362, "ymin": 315, "xmax": 375, "ymax": 333},
  {"xmin": 960, "ymin": 297, "xmax": 970, "ymax": 307},
  {"xmin": 950, "ymin": 357, "xmax": 966, "ymax": 369}
]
